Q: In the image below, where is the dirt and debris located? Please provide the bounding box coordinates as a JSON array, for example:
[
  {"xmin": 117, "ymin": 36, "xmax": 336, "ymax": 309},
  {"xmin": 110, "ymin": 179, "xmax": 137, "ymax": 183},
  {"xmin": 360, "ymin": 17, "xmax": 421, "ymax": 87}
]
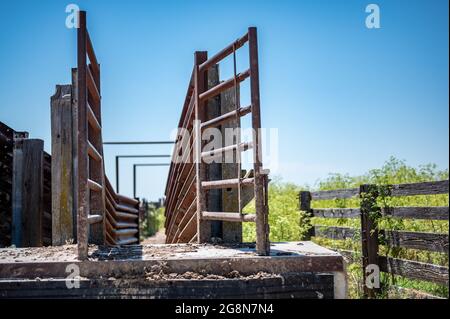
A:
[
  {"xmin": 0, "ymin": 241, "xmax": 339, "ymax": 263},
  {"xmin": 144, "ymin": 263, "xmax": 279, "ymax": 281}
]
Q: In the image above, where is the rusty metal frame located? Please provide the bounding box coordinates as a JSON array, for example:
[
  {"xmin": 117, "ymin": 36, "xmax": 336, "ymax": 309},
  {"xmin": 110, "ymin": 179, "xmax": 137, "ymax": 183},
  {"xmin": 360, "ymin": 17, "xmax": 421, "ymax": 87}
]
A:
[
  {"xmin": 76, "ymin": 10, "xmax": 107, "ymax": 260},
  {"xmin": 164, "ymin": 27, "xmax": 270, "ymax": 254},
  {"xmin": 114, "ymin": 154, "xmax": 171, "ymax": 193}
]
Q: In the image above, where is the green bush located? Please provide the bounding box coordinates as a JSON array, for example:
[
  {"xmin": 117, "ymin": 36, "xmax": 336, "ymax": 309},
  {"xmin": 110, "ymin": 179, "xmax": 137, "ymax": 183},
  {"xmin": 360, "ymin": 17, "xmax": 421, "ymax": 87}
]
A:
[
  {"xmin": 243, "ymin": 157, "xmax": 448, "ymax": 298},
  {"xmin": 140, "ymin": 205, "xmax": 165, "ymax": 239}
]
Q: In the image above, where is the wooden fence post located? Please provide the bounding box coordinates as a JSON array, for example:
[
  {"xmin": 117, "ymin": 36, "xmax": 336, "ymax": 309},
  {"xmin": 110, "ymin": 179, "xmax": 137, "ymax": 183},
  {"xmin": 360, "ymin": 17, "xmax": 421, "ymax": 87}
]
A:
[
  {"xmin": 206, "ymin": 65, "xmax": 223, "ymax": 240},
  {"xmin": 360, "ymin": 184, "xmax": 380, "ymax": 298},
  {"xmin": 299, "ymin": 191, "xmax": 314, "ymax": 240},
  {"xmin": 12, "ymin": 138, "xmax": 44, "ymax": 247},
  {"xmin": 51, "ymin": 84, "xmax": 74, "ymax": 245}
]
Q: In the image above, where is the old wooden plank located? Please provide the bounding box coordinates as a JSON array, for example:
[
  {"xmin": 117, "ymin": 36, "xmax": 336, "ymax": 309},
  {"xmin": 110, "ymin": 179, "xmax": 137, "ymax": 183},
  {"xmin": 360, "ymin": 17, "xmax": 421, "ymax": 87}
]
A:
[
  {"xmin": 383, "ymin": 230, "xmax": 449, "ymax": 253},
  {"xmin": 312, "ymin": 208, "xmax": 360, "ymax": 219},
  {"xmin": 51, "ymin": 84, "xmax": 74, "ymax": 246},
  {"xmin": 310, "ymin": 188, "xmax": 359, "ymax": 200},
  {"xmin": 205, "ymin": 65, "xmax": 222, "ymax": 241},
  {"xmin": 313, "ymin": 226, "xmax": 359, "ymax": 240},
  {"xmin": 382, "ymin": 206, "xmax": 449, "ymax": 220},
  {"xmin": 221, "ymin": 85, "xmax": 244, "ymax": 243},
  {"xmin": 12, "ymin": 139, "xmax": 44, "ymax": 247},
  {"xmin": 378, "ymin": 256, "xmax": 449, "ymax": 285},
  {"xmin": 389, "ymin": 180, "xmax": 449, "ymax": 197}
]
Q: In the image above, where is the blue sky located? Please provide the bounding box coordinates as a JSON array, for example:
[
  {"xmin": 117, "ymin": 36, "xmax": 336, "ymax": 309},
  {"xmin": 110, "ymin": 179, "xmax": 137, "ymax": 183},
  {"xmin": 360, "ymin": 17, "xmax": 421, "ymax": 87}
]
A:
[{"xmin": 0, "ymin": 0, "xmax": 448, "ymax": 200}]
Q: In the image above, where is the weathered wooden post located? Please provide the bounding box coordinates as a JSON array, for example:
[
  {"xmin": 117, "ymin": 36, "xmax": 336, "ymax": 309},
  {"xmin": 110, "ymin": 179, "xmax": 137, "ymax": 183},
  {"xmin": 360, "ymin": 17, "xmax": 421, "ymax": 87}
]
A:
[
  {"xmin": 12, "ymin": 138, "xmax": 44, "ymax": 247},
  {"xmin": 51, "ymin": 84, "xmax": 75, "ymax": 245},
  {"xmin": 360, "ymin": 184, "xmax": 380, "ymax": 298},
  {"xmin": 221, "ymin": 85, "xmax": 243, "ymax": 243},
  {"xmin": 299, "ymin": 190, "xmax": 314, "ymax": 240},
  {"xmin": 206, "ymin": 65, "xmax": 223, "ymax": 240}
]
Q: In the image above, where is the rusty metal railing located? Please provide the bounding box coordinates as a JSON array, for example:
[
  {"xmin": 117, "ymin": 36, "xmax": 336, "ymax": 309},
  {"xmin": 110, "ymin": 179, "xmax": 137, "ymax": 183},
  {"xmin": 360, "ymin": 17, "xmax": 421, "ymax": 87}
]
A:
[
  {"xmin": 74, "ymin": 11, "xmax": 107, "ymax": 259},
  {"xmin": 164, "ymin": 27, "xmax": 270, "ymax": 255},
  {"xmin": 72, "ymin": 11, "xmax": 140, "ymax": 259},
  {"xmin": 104, "ymin": 177, "xmax": 140, "ymax": 245}
]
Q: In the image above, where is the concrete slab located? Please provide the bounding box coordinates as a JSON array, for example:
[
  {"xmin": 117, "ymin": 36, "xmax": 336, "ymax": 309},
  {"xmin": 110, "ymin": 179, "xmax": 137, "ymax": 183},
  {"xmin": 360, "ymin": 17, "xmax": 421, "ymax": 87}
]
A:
[
  {"xmin": 0, "ymin": 241, "xmax": 341, "ymax": 263},
  {"xmin": 0, "ymin": 242, "xmax": 347, "ymax": 299}
]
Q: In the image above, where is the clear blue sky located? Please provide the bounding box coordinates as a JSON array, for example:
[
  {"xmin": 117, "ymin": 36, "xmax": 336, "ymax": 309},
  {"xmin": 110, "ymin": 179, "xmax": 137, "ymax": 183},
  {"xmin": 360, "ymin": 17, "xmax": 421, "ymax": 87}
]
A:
[{"xmin": 0, "ymin": 0, "xmax": 448, "ymax": 200}]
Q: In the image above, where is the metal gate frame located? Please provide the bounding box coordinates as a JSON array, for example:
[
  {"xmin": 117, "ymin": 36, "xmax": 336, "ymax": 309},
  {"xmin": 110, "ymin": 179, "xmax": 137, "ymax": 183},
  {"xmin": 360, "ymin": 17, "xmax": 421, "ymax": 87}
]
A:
[{"xmin": 193, "ymin": 27, "xmax": 270, "ymax": 255}]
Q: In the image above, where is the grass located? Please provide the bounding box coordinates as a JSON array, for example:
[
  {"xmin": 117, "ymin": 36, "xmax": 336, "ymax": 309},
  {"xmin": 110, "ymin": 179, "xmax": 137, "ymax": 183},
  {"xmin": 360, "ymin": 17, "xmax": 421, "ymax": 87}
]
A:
[{"xmin": 242, "ymin": 156, "xmax": 449, "ymax": 299}]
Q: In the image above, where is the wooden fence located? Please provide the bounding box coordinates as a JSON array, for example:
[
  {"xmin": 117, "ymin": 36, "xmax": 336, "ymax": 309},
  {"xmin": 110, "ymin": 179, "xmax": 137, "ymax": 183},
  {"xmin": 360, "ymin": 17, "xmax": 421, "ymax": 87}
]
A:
[
  {"xmin": 0, "ymin": 121, "xmax": 52, "ymax": 247},
  {"xmin": 300, "ymin": 180, "xmax": 449, "ymax": 298}
]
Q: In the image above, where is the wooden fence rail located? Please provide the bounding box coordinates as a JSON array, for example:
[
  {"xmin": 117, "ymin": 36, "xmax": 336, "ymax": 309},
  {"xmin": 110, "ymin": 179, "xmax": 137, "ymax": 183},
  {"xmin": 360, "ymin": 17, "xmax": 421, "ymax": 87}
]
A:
[{"xmin": 300, "ymin": 180, "xmax": 449, "ymax": 298}]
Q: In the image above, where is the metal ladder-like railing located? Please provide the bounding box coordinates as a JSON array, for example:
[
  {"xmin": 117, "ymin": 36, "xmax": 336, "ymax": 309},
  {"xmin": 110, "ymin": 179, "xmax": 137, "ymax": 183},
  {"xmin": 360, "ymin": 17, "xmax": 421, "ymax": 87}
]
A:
[
  {"xmin": 194, "ymin": 27, "xmax": 270, "ymax": 255},
  {"xmin": 76, "ymin": 11, "xmax": 107, "ymax": 260}
]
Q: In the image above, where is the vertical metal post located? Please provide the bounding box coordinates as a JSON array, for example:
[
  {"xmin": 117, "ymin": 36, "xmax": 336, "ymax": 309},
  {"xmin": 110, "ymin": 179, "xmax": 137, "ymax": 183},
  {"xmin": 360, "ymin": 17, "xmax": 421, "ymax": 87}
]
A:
[
  {"xmin": 133, "ymin": 164, "xmax": 137, "ymax": 199},
  {"xmin": 76, "ymin": 10, "xmax": 89, "ymax": 260},
  {"xmin": 115, "ymin": 155, "xmax": 119, "ymax": 193},
  {"xmin": 248, "ymin": 27, "xmax": 269, "ymax": 255},
  {"xmin": 194, "ymin": 51, "xmax": 210, "ymax": 243}
]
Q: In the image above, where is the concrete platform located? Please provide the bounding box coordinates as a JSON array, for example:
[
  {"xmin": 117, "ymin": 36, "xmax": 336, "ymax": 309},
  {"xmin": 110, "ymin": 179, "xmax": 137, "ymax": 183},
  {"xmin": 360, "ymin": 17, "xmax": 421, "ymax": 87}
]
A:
[{"xmin": 0, "ymin": 242, "xmax": 347, "ymax": 299}]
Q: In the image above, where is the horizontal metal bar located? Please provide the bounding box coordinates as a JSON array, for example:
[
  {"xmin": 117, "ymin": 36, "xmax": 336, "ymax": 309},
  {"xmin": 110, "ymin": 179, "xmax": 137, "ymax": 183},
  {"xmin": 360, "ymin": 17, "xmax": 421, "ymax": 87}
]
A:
[
  {"xmin": 88, "ymin": 214, "xmax": 103, "ymax": 224},
  {"xmin": 87, "ymin": 103, "xmax": 101, "ymax": 131},
  {"xmin": 115, "ymin": 203, "xmax": 138, "ymax": 214},
  {"xmin": 88, "ymin": 179, "xmax": 103, "ymax": 192},
  {"xmin": 201, "ymin": 212, "xmax": 256, "ymax": 222},
  {"xmin": 134, "ymin": 163, "xmax": 171, "ymax": 167},
  {"xmin": 201, "ymin": 105, "xmax": 252, "ymax": 130},
  {"xmin": 104, "ymin": 141, "xmax": 175, "ymax": 145},
  {"xmin": 116, "ymin": 237, "xmax": 138, "ymax": 245},
  {"xmin": 201, "ymin": 141, "xmax": 252, "ymax": 159},
  {"xmin": 116, "ymin": 221, "xmax": 138, "ymax": 229},
  {"xmin": 115, "ymin": 228, "xmax": 138, "ymax": 236},
  {"xmin": 202, "ymin": 178, "xmax": 254, "ymax": 190},
  {"xmin": 199, "ymin": 69, "xmax": 250, "ymax": 103},
  {"xmin": 86, "ymin": 66, "xmax": 100, "ymax": 103},
  {"xmin": 116, "ymin": 212, "xmax": 139, "ymax": 220},
  {"xmin": 87, "ymin": 141, "xmax": 102, "ymax": 162},
  {"xmin": 86, "ymin": 32, "xmax": 99, "ymax": 74},
  {"xmin": 199, "ymin": 32, "xmax": 249, "ymax": 72},
  {"xmin": 116, "ymin": 155, "xmax": 171, "ymax": 158},
  {"xmin": 117, "ymin": 194, "xmax": 139, "ymax": 206}
]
